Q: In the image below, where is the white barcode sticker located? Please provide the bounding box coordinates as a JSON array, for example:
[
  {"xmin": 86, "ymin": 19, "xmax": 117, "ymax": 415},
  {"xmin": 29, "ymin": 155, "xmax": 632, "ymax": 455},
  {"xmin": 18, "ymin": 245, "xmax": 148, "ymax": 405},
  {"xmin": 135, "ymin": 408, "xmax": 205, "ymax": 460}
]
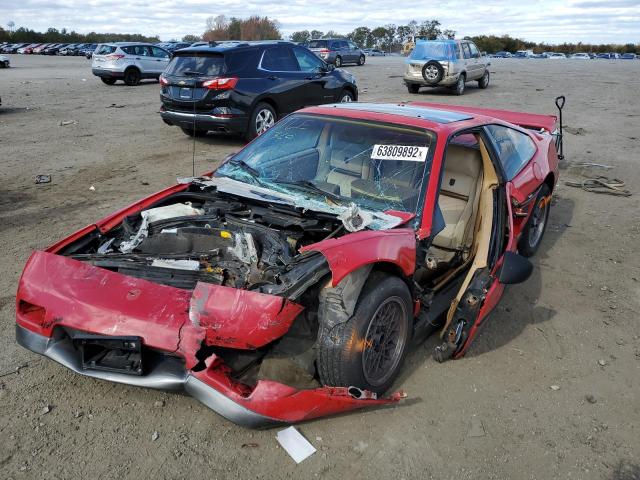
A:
[{"xmin": 371, "ymin": 144, "xmax": 428, "ymax": 162}]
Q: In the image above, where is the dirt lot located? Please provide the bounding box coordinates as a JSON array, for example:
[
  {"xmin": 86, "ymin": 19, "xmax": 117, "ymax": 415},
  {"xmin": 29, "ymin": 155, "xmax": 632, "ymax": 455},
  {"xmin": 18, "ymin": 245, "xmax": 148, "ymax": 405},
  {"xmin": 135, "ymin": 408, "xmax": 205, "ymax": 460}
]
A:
[{"xmin": 1, "ymin": 54, "xmax": 639, "ymax": 480}]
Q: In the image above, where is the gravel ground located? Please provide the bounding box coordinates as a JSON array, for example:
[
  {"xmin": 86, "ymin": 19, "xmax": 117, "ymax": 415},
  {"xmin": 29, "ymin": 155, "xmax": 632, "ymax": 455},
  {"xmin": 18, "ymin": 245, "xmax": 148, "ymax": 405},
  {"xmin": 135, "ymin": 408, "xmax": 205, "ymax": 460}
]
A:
[{"xmin": 0, "ymin": 54, "xmax": 639, "ymax": 480}]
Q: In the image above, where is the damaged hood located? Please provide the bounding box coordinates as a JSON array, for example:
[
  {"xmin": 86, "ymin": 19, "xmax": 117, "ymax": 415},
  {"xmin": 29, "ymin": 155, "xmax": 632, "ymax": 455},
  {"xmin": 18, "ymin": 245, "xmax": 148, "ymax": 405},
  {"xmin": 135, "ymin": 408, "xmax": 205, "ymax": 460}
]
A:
[{"xmin": 180, "ymin": 176, "xmax": 404, "ymax": 232}]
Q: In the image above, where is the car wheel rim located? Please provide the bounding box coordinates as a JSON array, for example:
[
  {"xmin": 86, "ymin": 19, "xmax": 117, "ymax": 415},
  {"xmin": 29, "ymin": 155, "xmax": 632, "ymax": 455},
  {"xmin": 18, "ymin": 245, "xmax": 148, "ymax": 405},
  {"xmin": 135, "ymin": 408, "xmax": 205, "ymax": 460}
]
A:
[
  {"xmin": 336, "ymin": 58, "xmax": 341, "ymax": 67},
  {"xmin": 426, "ymin": 65, "xmax": 438, "ymax": 80},
  {"xmin": 340, "ymin": 93, "xmax": 352, "ymax": 103},
  {"xmin": 482, "ymin": 72, "xmax": 489, "ymax": 85},
  {"xmin": 529, "ymin": 197, "xmax": 548, "ymax": 248},
  {"xmin": 362, "ymin": 296, "xmax": 407, "ymax": 386},
  {"xmin": 255, "ymin": 109, "xmax": 274, "ymax": 135}
]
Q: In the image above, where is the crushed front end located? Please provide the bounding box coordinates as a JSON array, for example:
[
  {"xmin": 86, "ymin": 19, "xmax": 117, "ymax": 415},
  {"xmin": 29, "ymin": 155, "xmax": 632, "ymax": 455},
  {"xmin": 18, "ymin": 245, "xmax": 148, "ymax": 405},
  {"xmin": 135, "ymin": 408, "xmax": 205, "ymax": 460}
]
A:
[{"xmin": 15, "ymin": 182, "xmax": 403, "ymax": 427}]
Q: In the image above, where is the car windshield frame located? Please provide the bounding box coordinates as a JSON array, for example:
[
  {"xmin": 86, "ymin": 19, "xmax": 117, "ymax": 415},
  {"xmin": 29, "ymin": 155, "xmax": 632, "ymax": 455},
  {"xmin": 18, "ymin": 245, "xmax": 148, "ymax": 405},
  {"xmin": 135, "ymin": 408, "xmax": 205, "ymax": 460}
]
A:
[{"xmin": 214, "ymin": 113, "xmax": 436, "ymax": 220}]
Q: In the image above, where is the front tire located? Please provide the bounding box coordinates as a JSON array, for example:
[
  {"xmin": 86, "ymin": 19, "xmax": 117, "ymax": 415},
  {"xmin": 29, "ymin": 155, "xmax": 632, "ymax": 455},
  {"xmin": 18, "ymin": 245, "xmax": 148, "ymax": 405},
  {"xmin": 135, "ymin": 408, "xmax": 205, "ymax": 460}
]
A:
[
  {"xmin": 357, "ymin": 55, "xmax": 365, "ymax": 66},
  {"xmin": 338, "ymin": 90, "xmax": 354, "ymax": 102},
  {"xmin": 334, "ymin": 56, "xmax": 343, "ymax": 68},
  {"xmin": 407, "ymin": 83, "xmax": 420, "ymax": 94},
  {"xmin": 317, "ymin": 273, "xmax": 412, "ymax": 395},
  {"xmin": 246, "ymin": 102, "xmax": 276, "ymax": 141},
  {"xmin": 478, "ymin": 70, "xmax": 490, "ymax": 89},
  {"xmin": 101, "ymin": 77, "xmax": 117, "ymax": 85},
  {"xmin": 518, "ymin": 184, "xmax": 551, "ymax": 257},
  {"xmin": 123, "ymin": 68, "xmax": 141, "ymax": 86}
]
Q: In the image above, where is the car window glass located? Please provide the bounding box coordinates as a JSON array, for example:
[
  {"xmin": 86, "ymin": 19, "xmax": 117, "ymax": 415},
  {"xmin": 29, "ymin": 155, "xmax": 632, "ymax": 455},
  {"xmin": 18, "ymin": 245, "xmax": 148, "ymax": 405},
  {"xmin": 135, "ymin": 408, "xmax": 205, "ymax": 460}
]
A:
[
  {"xmin": 329, "ymin": 41, "xmax": 340, "ymax": 50},
  {"xmin": 307, "ymin": 40, "xmax": 327, "ymax": 49},
  {"xmin": 151, "ymin": 47, "xmax": 170, "ymax": 58},
  {"xmin": 348, "ymin": 42, "xmax": 357, "ymax": 50},
  {"xmin": 454, "ymin": 43, "xmax": 462, "ymax": 58},
  {"xmin": 340, "ymin": 41, "xmax": 349, "ymax": 49},
  {"xmin": 96, "ymin": 45, "xmax": 116, "ymax": 55},
  {"xmin": 293, "ymin": 47, "xmax": 324, "ymax": 71},
  {"xmin": 462, "ymin": 43, "xmax": 472, "ymax": 59},
  {"xmin": 165, "ymin": 53, "xmax": 227, "ymax": 76},
  {"xmin": 261, "ymin": 46, "xmax": 300, "ymax": 71},
  {"xmin": 469, "ymin": 43, "xmax": 480, "ymax": 58},
  {"xmin": 226, "ymin": 49, "xmax": 259, "ymax": 71},
  {"xmin": 486, "ymin": 125, "xmax": 537, "ymax": 180}
]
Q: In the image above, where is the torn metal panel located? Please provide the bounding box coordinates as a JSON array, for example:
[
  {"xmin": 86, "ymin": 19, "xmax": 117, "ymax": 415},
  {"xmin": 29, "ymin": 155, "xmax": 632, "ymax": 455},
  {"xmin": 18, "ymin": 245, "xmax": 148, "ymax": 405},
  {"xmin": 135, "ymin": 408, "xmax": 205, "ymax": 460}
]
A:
[{"xmin": 189, "ymin": 283, "xmax": 304, "ymax": 350}]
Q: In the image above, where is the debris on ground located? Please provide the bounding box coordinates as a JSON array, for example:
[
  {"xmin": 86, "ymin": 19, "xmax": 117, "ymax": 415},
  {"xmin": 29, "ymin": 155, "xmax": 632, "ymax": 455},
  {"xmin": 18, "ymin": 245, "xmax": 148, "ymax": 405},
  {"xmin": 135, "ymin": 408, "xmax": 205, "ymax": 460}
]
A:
[
  {"xmin": 598, "ymin": 359, "xmax": 607, "ymax": 366},
  {"xmin": 585, "ymin": 394, "xmax": 597, "ymax": 404},
  {"xmin": 565, "ymin": 176, "xmax": 631, "ymax": 196},
  {"xmin": 40, "ymin": 405, "xmax": 51, "ymax": 415},
  {"xmin": 241, "ymin": 443, "xmax": 259, "ymax": 448},
  {"xmin": 151, "ymin": 431, "xmax": 160, "ymax": 441},
  {"xmin": 106, "ymin": 104, "xmax": 127, "ymax": 109},
  {"xmin": 34, "ymin": 174, "xmax": 51, "ymax": 185},
  {"xmin": 0, "ymin": 363, "xmax": 28, "ymax": 378},
  {"xmin": 89, "ymin": 185, "xmax": 96, "ymax": 191},
  {"xmin": 276, "ymin": 426, "xmax": 316, "ymax": 464},
  {"xmin": 59, "ymin": 120, "xmax": 78, "ymax": 126},
  {"xmin": 73, "ymin": 410, "xmax": 83, "ymax": 418},
  {"xmin": 153, "ymin": 400, "xmax": 165, "ymax": 408},
  {"xmin": 565, "ymin": 126, "xmax": 586, "ymax": 135},
  {"xmin": 468, "ymin": 417, "xmax": 486, "ymax": 437},
  {"xmin": 550, "ymin": 385, "xmax": 561, "ymax": 391}
]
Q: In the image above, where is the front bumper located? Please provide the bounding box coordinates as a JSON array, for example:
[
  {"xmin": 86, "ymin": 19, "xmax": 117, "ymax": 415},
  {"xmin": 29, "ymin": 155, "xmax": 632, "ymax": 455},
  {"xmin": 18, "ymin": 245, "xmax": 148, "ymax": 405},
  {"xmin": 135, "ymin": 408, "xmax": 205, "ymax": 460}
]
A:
[
  {"xmin": 92, "ymin": 67, "xmax": 124, "ymax": 79},
  {"xmin": 159, "ymin": 108, "xmax": 247, "ymax": 133},
  {"xmin": 16, "ymin": 324, "xmax": 274, "ymax": 427}
]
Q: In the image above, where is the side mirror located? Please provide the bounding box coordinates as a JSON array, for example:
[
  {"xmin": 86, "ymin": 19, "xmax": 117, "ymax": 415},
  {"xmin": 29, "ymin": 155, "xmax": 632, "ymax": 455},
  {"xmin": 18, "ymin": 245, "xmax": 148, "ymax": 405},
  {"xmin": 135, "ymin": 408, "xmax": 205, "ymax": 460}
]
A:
[{"xmin": 498, "ymin": 251, "xmax": 533, "ymax": 285}]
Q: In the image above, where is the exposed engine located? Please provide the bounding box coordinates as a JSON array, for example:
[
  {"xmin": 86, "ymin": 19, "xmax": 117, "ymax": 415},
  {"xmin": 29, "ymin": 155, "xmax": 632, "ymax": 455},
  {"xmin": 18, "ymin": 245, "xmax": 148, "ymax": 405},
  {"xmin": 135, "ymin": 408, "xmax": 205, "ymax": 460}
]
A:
[{"xmin": 60, "ymin": 187, "xmax": 341, "ymax": 294}]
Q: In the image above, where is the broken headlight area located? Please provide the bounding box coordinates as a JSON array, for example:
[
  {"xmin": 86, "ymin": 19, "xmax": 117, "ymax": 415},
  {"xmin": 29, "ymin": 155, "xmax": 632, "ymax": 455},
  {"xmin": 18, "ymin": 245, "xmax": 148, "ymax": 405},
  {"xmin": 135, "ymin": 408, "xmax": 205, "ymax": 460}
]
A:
[{"xmin": 59, "ymin": 188, "xmax": 337, "ymax": 296}]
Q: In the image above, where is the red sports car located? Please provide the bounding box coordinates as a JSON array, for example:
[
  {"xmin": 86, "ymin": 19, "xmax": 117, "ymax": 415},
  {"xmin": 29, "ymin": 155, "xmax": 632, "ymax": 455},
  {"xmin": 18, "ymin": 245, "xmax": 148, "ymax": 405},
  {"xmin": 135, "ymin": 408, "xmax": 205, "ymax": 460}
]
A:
[{"xmin": 16, "ymin": 100, "xmax": 563, "ymax": 427}]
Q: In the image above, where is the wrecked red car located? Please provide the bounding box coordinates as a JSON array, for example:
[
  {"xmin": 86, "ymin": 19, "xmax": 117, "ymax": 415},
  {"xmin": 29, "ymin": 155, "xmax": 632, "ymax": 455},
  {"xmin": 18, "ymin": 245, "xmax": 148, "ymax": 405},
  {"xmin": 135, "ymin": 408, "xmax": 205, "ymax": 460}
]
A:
[{"xmin": 16, "ymin": 99, "xmax": 563, "ymax": 427}]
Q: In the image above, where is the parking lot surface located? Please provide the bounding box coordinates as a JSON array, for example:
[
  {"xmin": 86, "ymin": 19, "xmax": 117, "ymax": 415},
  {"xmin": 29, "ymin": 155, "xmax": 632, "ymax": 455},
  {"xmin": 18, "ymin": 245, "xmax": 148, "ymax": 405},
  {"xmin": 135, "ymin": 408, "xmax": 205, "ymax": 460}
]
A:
[{"xmin": 1, "ymin": 54, "xmax": 639, "ymax": 479}]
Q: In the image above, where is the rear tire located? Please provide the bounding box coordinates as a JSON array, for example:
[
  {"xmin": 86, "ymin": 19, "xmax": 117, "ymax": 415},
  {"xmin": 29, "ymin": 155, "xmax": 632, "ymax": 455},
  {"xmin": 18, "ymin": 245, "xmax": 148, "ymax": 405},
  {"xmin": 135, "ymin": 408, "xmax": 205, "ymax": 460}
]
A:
[
  {"xmin": 246, "ymin": 102, "xmax": 276, "ymax": 141},
  {"xmin": 334, "ymin": 56, "xmax": 343, "ymax": 68},
  {"xmin": 407, "ymin": 84, "xmax": 420, "ymax": 94},
  {"xmin": 518, "ymin": 184, "xmax": 551, "ymax": 257},
  {"xmin": 317, "ymin": 273, "xmax": 412, "ymax": 395},
  {"xmin": 101, "ymin": 77, "xmax": 117, "ymax": 85},
  {"xmin": 478, "ymin": 70, "xmax": 490, "ymax": 89},
  {"xmin": 452, "ymin": 74, "xmax": 466, "ymax": 95},
  {"xmin": 123, "ymin": 68, "xmax": 141, "ymax": 86}
]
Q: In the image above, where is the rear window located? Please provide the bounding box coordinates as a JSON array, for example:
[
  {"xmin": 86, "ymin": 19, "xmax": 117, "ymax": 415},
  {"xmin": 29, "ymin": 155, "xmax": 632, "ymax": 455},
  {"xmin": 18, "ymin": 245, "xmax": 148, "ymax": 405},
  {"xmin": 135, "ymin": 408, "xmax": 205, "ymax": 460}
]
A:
[
  {"xmin": 165, "ymin": 53, "xmax": 227, "ymax": 76},
  {"xmin": 308, "ymin": 40, "xmax": 327, "ymax": 49},
  {"xmin": 95, "ymin": 45, "xmax": 116, "ymax": 55},
  {"xmin": 410, "ymin": 42, "xmax": 456, "ymax": 61}
]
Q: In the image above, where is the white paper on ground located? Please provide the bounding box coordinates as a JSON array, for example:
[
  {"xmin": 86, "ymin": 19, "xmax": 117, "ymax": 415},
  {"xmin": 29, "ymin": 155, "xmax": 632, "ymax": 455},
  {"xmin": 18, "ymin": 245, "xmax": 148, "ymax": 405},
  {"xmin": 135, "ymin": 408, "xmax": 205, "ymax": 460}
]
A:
[{"xmin": 276, "ymin": 426, "xmax": 316, "ymax": 464}]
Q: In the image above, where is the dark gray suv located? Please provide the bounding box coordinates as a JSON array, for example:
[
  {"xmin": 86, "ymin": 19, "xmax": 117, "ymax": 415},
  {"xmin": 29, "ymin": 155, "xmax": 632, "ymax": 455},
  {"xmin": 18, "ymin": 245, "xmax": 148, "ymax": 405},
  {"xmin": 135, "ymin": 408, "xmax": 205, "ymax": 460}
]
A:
[{"xmin": 308, "ymin": 39, "xmax": 365, "ymax": 67}]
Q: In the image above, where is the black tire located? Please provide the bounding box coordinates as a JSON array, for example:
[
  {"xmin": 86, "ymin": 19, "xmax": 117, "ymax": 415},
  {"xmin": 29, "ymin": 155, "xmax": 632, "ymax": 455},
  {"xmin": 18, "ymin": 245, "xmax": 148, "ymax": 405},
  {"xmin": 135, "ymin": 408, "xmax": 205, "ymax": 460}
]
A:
[
  {"xmin": 407, "ymin": 83, "xmax": 420, "ymax": 94},
  {"xmin": 1, "ymin": 61, "xmax": 8, "ymax": 68},
  {"xmin": 181, "ymin": 127, "xmax": 208, "ymax": 137},
  {"xmin": 357, "ymin": 55, "xmax": 365, "ymax": 66},
  {"xmin": 317, "ymin": 273, "xmax": 413, "ymax": 395},
  {"xmin": 518, "ymin": 184, "xmax": 551, "ymax": 257},
  {"xmin": 123, "ymin": 67, "xmax": 141, "ymax": 86},
  {"xmin": 245, "ymin": 102, "xmax": 276, "ymax": 141},
  {"xmin": 478, "ymin": 70, "xmax": 490, "ymax": 89},
  {"xmin": 452, "ymin": 73, "xmax": 466, "ymax": 95},
  {"xmin": 421, "ymin": 60, "xmax": 444, "ymax": 84},
  {"xmin": 334, "ymin": 56, "xmax": 343, "ymax": 68},
  {"xmin": 101, "ymin": 77, "xmax": 117, "ymax": 85}
]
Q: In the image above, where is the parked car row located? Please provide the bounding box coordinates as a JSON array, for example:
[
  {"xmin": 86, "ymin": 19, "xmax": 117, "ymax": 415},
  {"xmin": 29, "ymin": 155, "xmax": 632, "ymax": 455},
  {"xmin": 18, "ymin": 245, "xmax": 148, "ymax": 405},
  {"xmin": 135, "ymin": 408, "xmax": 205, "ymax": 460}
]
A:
[
  {"xmin": 491, "ymin": 50, "xmax": 638, "ymax": 59},
  {"xmin": 0, "ymin": 42, "xmax": 97, "ymax": 56}
]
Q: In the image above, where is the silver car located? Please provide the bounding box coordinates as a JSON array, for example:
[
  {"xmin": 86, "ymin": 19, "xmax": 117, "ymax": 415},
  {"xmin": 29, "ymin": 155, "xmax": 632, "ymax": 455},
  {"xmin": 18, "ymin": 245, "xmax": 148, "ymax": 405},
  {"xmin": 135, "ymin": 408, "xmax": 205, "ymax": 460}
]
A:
[
  {"xmin": 91, "ymin": 42, "xmax": 171, "ymax": 86},
  {"xmin": 308, "ymin": 39, "xmax": 365, "ymax": 67},
  {"xmin": 404, "ymin": 39, "xmax": 490, "ymax": 95}
]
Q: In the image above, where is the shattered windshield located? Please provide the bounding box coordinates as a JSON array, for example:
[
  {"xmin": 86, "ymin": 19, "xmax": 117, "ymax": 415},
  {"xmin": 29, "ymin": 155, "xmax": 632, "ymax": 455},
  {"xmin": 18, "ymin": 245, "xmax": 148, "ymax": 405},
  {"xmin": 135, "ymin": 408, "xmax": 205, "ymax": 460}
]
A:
[
  {"xmin": 215, "ymin": 114, "xmax": 434, "ymax": 214},
  {"xmin": 409, "ymin": 42, "xmax": 456, "ymax": 61}
]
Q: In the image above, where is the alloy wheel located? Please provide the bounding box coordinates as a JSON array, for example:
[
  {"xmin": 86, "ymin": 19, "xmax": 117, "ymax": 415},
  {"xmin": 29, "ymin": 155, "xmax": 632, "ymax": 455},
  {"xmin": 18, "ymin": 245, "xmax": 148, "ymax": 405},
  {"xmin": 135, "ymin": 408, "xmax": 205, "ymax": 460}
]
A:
[
  {"xmin": 255, "ymin": 109, "xmax": 275, "ymax": 135},
  {"xmin": 528, "ymin": 196, "xmax": 549, "ymax": 248},
  {"xmin": 362, "ymin": 296, "xmax": 408, "ymax": 386}
]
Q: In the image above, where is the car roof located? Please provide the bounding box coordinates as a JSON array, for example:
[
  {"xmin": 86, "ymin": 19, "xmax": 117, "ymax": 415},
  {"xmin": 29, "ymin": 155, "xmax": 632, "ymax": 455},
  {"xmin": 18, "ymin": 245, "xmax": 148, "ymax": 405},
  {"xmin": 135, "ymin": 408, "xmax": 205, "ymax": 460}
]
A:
[
  {"xmin": 177, "ymin": 40, "xmax": 294, "ymax": 54},
  {"xmin": 323, "ymin": 102, "xmax": 473, "ymax": 123}
]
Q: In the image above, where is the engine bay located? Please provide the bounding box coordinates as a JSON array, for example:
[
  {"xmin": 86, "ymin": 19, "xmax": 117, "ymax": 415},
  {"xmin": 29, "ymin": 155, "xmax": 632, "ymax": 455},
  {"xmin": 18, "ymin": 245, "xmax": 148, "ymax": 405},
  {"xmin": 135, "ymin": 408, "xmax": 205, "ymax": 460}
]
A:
[{"xmin": 60, "ymin": 186, "xmax": 342, "ymax": 292}]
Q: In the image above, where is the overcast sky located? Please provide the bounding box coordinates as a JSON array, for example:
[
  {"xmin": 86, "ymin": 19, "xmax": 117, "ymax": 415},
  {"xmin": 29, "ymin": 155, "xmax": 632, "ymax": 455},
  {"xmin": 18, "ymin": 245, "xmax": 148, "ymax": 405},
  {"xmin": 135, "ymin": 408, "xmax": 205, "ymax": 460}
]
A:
[{"xmin": 3, "ymin": 0, "xmax": 639, "ymax": 43}]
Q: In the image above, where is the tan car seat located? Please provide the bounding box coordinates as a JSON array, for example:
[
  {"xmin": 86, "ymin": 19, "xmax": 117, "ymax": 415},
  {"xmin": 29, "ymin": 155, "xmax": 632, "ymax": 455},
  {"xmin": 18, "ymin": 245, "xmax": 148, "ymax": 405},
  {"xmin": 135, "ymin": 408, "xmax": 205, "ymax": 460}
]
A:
[{"xmin": 432, "ymin": 144, "xmax": 483, "ymax": 253}]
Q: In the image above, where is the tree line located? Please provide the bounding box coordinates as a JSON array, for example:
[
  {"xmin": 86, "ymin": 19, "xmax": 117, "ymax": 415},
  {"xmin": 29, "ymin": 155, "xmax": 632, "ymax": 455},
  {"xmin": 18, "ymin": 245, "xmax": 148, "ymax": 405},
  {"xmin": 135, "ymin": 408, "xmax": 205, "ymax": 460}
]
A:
[
  {"xmin": 0, "ymin": 25, "xmax": 159, "ymax": 44},
  {"xmin": 3, "ymin": 18, "xmax": 638, "ymax": 54}
]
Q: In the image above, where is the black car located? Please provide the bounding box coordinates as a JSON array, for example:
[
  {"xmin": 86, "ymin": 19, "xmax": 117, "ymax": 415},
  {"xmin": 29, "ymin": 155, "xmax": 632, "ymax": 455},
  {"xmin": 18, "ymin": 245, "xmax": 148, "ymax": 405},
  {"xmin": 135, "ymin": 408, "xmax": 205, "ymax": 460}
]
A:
[{"xmin": 159, "ymin": 41, "xmax": 358, "ymax": 140}]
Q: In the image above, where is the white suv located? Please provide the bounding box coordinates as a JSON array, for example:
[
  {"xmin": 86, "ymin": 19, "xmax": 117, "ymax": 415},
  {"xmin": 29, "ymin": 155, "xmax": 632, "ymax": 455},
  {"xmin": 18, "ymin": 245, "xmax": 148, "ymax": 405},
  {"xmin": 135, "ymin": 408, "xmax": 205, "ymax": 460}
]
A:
[{"xmin": 91, "ymin": 43, "xmax": 171, "ymax": 86}]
